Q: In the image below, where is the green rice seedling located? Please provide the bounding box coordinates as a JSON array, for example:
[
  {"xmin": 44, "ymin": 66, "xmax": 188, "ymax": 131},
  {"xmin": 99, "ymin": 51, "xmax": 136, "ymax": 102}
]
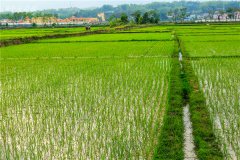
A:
[
  {"xmin": 0, "ymin": 29, "xmax": 174, "ymax": 159},
  {"xmin": 191, "ymin": 58, "xmax": 240, "ymax": 159},
  {"xmin": 183, "ymin": 41, "xmax": 240, "ymax": 57},
  {"xmin": 0, "ymin": 41, "xmax": 174, "ymax": 59},
  {"xmin": 0, "ymin": 58, "xmax": 171, "ymax": 159}
]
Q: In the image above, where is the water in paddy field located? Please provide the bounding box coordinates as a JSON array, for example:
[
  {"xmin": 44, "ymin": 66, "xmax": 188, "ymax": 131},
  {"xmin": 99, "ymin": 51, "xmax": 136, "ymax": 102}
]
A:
[
  {"xmin": 179, "ymin": 52, "xmax": 183, "ymax": 70},
  {"xmin": 179, "ymin": 52, "xmax": 183, "ymax": 61},
  {"xmin": 183, "ymin": 105, "xmax": 197, "ymax": 160}
]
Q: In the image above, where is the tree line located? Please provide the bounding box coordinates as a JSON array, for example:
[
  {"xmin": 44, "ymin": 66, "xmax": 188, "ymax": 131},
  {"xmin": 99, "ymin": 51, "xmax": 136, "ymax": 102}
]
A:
[
  {"xmin": 0, "ymin": 12, "xmax": 58, "ymax": 22},
  {"xmin": 109, "ymin": 10, "xmax": 160, "ymax": 27}
]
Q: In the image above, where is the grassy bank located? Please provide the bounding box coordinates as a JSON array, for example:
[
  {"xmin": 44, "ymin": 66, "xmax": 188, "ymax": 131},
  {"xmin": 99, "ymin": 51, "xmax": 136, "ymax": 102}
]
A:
[{"xmin": 154, "ymin": 42, "xmax": 184, "ymax": 159}]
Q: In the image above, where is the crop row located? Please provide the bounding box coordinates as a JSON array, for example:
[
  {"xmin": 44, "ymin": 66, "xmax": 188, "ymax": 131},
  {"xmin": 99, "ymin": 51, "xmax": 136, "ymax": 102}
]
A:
[
  {"xmin": 192, "ymin": 58, "xmax": 240, "ymax": 159},
  {"xmin": 0, "ymin": 41, "xmax": 174, "ymax": 59},
  {"xmin": 38, "ymin": 33, "xmax": 173, "ymax": 42}
]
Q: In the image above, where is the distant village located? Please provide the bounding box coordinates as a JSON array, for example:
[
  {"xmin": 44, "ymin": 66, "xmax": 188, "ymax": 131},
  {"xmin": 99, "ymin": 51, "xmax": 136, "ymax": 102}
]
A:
[
  {"xmin": 0, "ymin": 13, "xmax": 106, "ymax": 26},
  {"xmin": 166, "ymin": 10, "xmax": 240, "ymax": 22},
  {"xmin": 184, "ymin": 11, "xmax": 240, "ymax": 22}
]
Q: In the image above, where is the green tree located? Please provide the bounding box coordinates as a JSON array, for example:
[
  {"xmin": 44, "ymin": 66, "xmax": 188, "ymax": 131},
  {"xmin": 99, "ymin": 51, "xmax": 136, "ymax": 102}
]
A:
[
  {"xmin": 226, "ymin": 8, "xmax": 235, "ymax": 19},
  {"xmin": 149, "ymin": 10, "xmax": 160, "ymax": 23},
  {"xmin": 32, "ymin": 23, "xmax": 37, "ymax": 27},
  {"xmin": 179, "ymin": 7, "xmax": 187, "ymax": 22},
  {"xmin": 12, "ymin": 12, "xmax": 21, "ymax": 22},
  {"xmin": 142, "ymin": 12, "xmax": 150, "ymax": 24},
  {"xmin": 109, "ymin": 15, "xmax": 119, "ymax": 27},
  {"xmin": 207, "ymin": 6, "xmax": 215, "ymax": 20},
  {"xmin": 120, "ymin": 13, "xmax": 128, "ymax": 23},
  {"xmin": 52, "ymin": 23, "xmax": 57, "ymax": 27},
  {"xmin": 132, "ymin": 10, "xmax": 142, "ymax": 24},
  {"xmin": 173, "ymin": 9, "xmax": 179, "ymax": 22},
  {"xmin": 218, "ymin": 10, "xmax": 225, "ymax": 21}
]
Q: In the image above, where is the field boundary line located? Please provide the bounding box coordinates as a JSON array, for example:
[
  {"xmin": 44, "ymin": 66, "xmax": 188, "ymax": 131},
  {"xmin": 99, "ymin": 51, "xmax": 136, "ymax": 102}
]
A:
[
  {"xmin": 4, "ymin": 55, "xmax": 240, "ymax": 61},
  {"xmin": 187, "ymin": 55, "xmax": 240, "ymax": 59},
  {"xmin": 35, "ymin": 39, "xmax": 173, "ymax": 43},
  {"xmin": 0, "ymin": 55, "xmax": 171, "ymax": 61}
]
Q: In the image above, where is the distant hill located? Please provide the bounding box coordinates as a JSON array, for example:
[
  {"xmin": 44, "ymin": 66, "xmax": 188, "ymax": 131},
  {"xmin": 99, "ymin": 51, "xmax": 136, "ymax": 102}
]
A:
[{"xmin": 1, "ymin": 1, "xmax": 239, "ymax": 21}]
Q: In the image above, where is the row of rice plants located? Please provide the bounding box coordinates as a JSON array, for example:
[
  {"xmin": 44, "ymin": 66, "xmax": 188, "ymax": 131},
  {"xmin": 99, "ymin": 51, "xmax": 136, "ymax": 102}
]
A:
[
  {"xmin": 182, "ymin": 41, "xmax": 240, "ymax": 57},
  {"xmin": 171, "ymin": 24, "xmax": 240, "ymax": 35},
  {"xmin": 38, "ymin": 33, "xmax": 173, "ymax": 43},
  {"xmin": 191, "ymin": 58, "xmax": 240, "ymax": 159},
  {"xmin": 0, "ymin": 41, "xmax": 174, "ymax": 59},
  {"xmin": 0, "ymin": 56, "xmax": 171, "ymax": 159},
  {"xmin": 179, "ymin": 34, "xmax": 240, "ymax": 42}
]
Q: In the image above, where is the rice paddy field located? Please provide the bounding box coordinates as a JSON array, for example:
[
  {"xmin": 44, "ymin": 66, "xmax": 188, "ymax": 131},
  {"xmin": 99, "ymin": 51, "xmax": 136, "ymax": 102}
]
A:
[
  {"xmin": 0, "ymin": 27, "xmax": 106, "ymax": 41},
  {"xmin": 0, "ymin": 24, "xmax": 240, "ymax": 159}
]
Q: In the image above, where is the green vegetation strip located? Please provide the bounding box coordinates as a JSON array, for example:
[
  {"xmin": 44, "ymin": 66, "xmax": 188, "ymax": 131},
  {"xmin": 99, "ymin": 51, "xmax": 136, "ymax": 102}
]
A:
[
  {"xmin": 0, "ymin": 30, "xmax": 106, "ymax": 47},
  {"xmin": 179, "ymin": 38, "xmax": 224, "ymax": 159},
  {"xmin": 154, "ymin": 43, "xmax": 184, "ymax": 159}
]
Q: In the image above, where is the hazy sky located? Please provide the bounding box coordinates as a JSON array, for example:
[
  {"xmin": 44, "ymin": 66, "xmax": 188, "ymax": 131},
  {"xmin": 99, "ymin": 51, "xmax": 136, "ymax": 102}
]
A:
[
  {"xmin": 0, "ymin": 0, "xmax": 163, "ymax": 12},
  {"xmin": 0, "ymin": 0, "xmax": 236, "ymax": 12}
]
